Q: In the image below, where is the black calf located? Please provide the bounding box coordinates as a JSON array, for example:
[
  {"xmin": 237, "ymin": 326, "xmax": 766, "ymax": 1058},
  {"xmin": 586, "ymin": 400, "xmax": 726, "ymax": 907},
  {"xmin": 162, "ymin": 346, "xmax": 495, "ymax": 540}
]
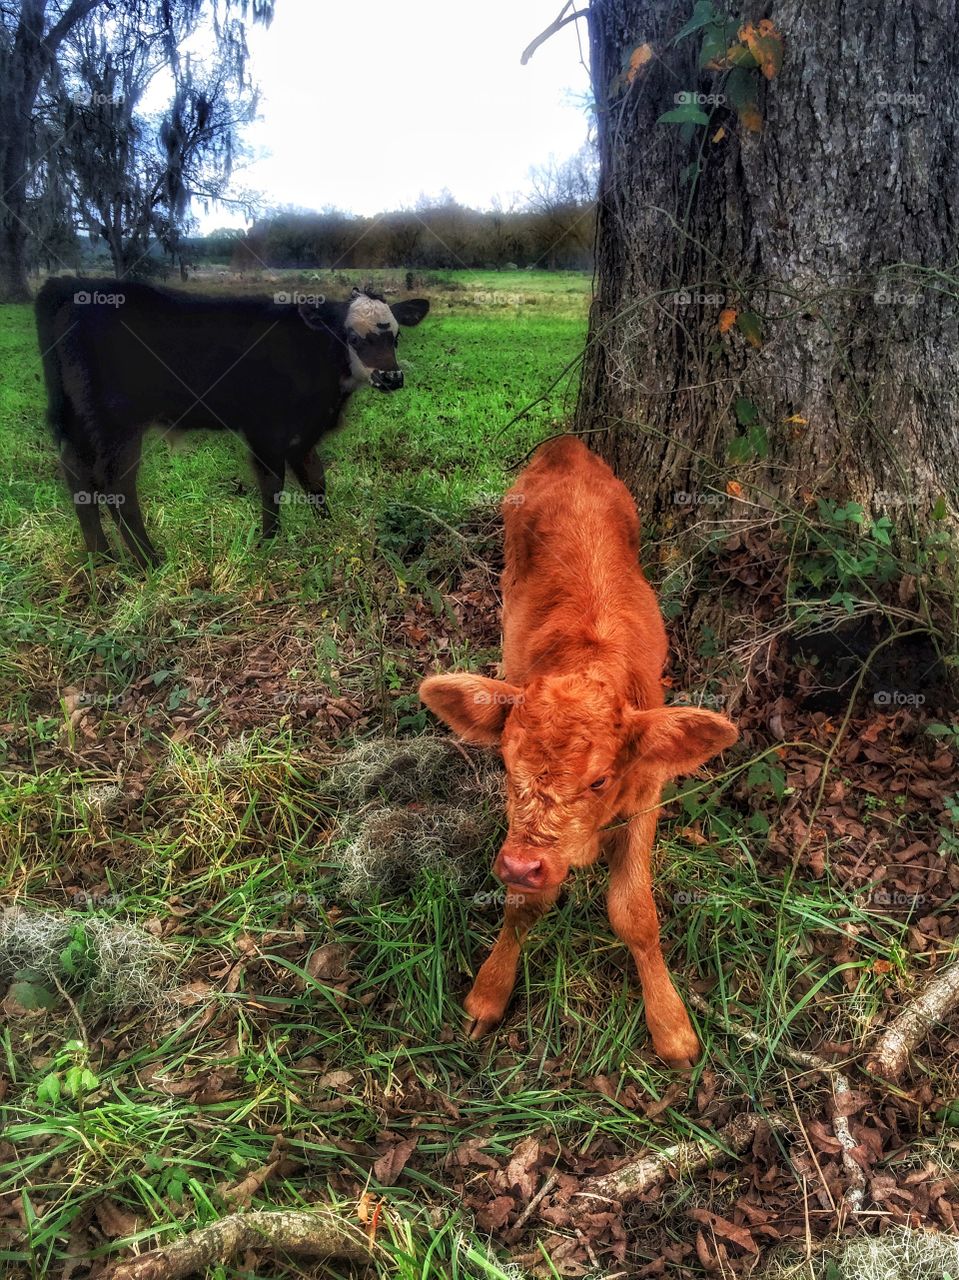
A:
[{"xmin": 35, "ymin": 279, "xmax": 429, "ymax": 566}]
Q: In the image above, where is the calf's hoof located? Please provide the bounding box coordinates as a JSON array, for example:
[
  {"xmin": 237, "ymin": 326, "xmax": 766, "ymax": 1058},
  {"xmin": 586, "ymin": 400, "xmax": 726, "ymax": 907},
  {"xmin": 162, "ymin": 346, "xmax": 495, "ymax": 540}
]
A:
[
  {"xmin": 465, "ymin": 1014, "xmax": 501, "ymax": 1040},
  {"xmin": 652, "ymin": 1021, "xmax": 701, "ymax": 1071},
  {"xmin": 662, "ymin": 1052, "xmax": 697, "ymax": 1071},
  {"xmin": 464, "ymin": 989, "xmax": 508, "ymax": 1040}
]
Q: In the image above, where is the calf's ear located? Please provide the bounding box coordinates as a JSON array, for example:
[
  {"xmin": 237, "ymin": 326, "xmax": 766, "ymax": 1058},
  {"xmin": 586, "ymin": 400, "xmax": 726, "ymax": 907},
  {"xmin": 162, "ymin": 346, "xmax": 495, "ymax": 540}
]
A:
[
  {"xmin": 297, "ymin": 298, "xmax": 335, "ymax": 331},
  {"xmin": 391, "ymin": 298, "xmax": 430, "ymax": 327},
  {"xmin": 419, "ymin": 673, "xmax": 522, "ymax": 746},
  {"xmin": 626, "ymin": 706, "xmax": 738, "ymax": 776}
]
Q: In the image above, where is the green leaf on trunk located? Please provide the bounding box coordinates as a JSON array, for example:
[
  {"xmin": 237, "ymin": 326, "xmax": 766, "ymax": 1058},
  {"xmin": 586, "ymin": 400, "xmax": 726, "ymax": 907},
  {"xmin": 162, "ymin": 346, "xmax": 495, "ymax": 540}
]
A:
[
  {"xmin": 728, "ymin": 424, "xmax": 769, "ymax": 463},
  {"xmin": 658, "ymin": 104, "xmax": 710, "ymax": 126},
  {"xmin": 726, "ymin": 67, "xmax": 759, "ymax": 112},
  {"xmin": 699, "ymin": 20, "xmax": 736, "ymax": 67},
  {"xmin": 673, "ymin": 1, "xmax": 718, "ymax": 45},
  {"xmin": 735, "ymin": 397, "xmax": 759, "ymax": 425},
  {"xmin": 736, "ymin": 310, "xmax": 764, "ymax": 348}
]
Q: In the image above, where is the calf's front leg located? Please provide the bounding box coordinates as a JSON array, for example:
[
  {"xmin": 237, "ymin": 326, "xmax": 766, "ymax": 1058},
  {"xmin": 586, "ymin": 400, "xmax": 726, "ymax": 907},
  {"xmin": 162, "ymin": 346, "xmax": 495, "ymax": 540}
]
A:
[
  {"xmin": 287, "ymin": 445, "xmax": 328, "ymax": 517},
  {"xmin": 465, "ymin": 885, "xmax": 559, "ymax": 1038},
  {"xmin": 605, "ymin": 815, "xmax": 700, "ymax": 1068}
]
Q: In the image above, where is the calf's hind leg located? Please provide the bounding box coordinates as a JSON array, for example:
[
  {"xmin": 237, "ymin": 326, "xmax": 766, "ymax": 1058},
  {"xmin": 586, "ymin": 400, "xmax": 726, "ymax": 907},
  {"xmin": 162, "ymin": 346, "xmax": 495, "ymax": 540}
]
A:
[
  {"xmin": 464, "ymin": 885, "xmax": 559, "ymax": 1038},
  {"xmin": 61, "ymin": 440, "xmax": 111, "ymax": 557},
  {"xmin": 605, "ymin": 817, "xmax": 700, "ymax": 1068},
  {"xmin": 249, "ymin": 444, "xmax": 286, "ymax": 540},
  {"xmin": 103, "ymin": 437, "xmax": 161, "ymax": 568}
]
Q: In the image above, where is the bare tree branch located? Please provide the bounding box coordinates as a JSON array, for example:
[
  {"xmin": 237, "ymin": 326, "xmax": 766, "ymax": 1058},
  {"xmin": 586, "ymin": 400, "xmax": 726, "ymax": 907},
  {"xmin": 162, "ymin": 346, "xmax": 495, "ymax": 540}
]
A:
[
  {"xmin": 575, "ymin": 1111, "xmax": 785, "ymax": 1203},
  {"xmin": 108, "ymin": 1207, "xmax": 379, "ymax": 1280},
  {"xmin": 520, "ymin": 4, "xmax": 589, "ymax": 66},
  {"xmin": 867, "ymin": 957, "xmax": 959, "ymax": 1081}
]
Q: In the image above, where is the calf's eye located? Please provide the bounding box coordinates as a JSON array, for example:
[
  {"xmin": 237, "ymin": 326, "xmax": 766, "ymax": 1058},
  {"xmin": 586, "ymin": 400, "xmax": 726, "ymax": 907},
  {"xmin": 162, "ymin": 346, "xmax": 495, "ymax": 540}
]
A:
[{"xmin": 590, "ymin": 777, "xmax": 608, "ymax": 791}]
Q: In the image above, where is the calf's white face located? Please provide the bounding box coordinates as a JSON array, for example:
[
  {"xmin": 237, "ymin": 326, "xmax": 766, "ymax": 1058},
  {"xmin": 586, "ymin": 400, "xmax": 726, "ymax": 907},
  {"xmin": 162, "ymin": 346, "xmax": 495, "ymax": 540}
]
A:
[{"xmin": 343, "ymin": 290, "xmax": 430, "ymax": 392}]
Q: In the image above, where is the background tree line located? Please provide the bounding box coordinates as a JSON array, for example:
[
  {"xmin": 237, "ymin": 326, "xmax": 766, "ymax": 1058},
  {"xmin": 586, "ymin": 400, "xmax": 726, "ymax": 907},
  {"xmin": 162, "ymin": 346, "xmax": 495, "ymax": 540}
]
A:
[
  {"xmin": 202, "ymin": 162, "xmax": 596, "ymax": 275},
  {"xmin": 1, "ymin": 1, "xmax": 595, "ymax": 296}
]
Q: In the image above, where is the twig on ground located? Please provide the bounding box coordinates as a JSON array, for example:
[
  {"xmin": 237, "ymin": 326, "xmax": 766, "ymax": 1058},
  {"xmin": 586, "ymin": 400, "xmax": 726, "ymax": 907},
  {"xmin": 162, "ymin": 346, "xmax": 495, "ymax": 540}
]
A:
[
  {"xmin": 509, "ymin": 1171, "xmax": 559, "ymax": 1235},
  {"xmin": 687, "ymin": 991, "xmax": 866, "ymax": 1216},
  {"xmin": 867, "ymin": 957, "xmax": 959, "ymax": 1081},
  {"xmin": 402, "ymin": 503, "xmax": 498, "ymax": 575},
  {"xmin": 108, "ymin": 1208, "xmax": 377, "ymax": 1280},
  {"xmin": 575, "ymin": 1111, "xmax": 783, "ymax": 1204}
]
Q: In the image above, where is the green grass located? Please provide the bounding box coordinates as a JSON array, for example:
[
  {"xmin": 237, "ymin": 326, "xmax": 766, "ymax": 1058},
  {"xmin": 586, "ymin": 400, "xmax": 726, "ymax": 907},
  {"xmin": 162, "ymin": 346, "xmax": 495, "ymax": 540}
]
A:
[{"xmin": 0, "ymin": 269, "xmax": 952, "ymax": 1277}]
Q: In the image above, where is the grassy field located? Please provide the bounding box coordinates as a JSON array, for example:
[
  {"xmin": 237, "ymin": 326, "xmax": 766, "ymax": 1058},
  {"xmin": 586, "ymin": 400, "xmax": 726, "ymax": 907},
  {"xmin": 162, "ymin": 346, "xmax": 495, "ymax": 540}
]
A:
[{"xmin": 1, "ymin": 268, "xmax": 958, "ymax": 1278}]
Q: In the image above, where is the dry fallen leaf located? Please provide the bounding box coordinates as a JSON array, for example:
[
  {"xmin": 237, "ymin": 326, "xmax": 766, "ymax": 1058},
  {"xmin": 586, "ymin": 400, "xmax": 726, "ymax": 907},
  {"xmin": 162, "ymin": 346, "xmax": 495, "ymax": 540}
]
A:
[
  {"xmin": 505, "ymin": 1135, "xmax": 541, "ymax": 1201},
  {"xmin": 719, "ymin": 308, "xmax": 737, "ymax": 334},
  {"xmin": 739, "ymin": 103, "xmax": 764, "ymax": 133},
  {"xmin": 373, "ymin": 1135, "xmax": 418, "ymax": 1186},
  {"xmin": 476, "ymin": 1195, "xmax": 514, "ymax": 1231},
  {"xmin": 94, "ymin": 1198, "xmax": 140, "ymax": 1240},
  {"xmin": 625, "ymin": 42, "xmax": 654, "ymax": 84},
  {"xmin": 689, "ymin": 1207, "xmax": 759, "ymax": 1255}
]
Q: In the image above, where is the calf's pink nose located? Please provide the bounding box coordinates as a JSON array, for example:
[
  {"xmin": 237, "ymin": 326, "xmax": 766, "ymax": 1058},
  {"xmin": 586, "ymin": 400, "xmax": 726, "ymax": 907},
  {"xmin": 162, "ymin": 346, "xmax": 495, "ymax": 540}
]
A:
[{"xmin": 496, "ymin": 852, "xmax": 544, "ymax": 888}]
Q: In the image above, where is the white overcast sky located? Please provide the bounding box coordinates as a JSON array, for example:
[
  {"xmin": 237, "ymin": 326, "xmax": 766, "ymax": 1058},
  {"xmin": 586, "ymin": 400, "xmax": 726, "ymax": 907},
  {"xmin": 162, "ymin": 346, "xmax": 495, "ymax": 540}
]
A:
[{"xmin": 203, "ymin": 0, "xmax": 594, "ymax": 228}]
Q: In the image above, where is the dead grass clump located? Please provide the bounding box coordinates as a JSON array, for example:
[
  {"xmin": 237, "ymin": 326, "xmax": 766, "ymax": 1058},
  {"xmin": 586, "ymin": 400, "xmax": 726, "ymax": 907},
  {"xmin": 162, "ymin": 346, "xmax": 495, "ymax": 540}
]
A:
[
  {"xmin": 835, "ymin": 1229, "xmax": 959, "ymax": 1280},
  {"xmin": 325, "ymin": 736, "xmax": 504, "ymax": 899},
  {"xmin": 762, "ymin": 1226, "xmax": 959, "ymax": 1280},
  {"xmin": 0, "ymin": 908, "xmax": 176, "ymax": 1012},
  {"xmin": 327, "ymin": 735, "xmax": 502, "ymax": 809}
]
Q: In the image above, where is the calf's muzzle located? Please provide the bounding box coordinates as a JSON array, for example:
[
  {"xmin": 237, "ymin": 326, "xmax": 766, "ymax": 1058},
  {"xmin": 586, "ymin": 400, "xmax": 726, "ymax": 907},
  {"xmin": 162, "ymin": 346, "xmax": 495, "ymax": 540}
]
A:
[
  {"xmin": 495, "ymin": 847, "xmax": 547, "ymax": 890},
  {"xmin": 371, "ymin": 368, "xmax": 403, "ymax": 391}
]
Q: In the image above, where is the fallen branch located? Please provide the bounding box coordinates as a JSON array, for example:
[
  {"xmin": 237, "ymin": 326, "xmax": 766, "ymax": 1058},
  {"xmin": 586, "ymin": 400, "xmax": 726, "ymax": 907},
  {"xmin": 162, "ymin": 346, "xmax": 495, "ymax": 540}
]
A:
[
  {"xmin": 575, "ymin": 1111, "xmax": 783, "ymax": 1204},
  {"xmin": 867, "ymin": 957, "xmax": 959, "ymax": 1081},
  {"xmin": 687, "ymin": 991, "xmax": 866, "ymax": 1216},
  {"xmin": 108, "ymin": 1208, "xmax": 377, "ymax": 1280}
]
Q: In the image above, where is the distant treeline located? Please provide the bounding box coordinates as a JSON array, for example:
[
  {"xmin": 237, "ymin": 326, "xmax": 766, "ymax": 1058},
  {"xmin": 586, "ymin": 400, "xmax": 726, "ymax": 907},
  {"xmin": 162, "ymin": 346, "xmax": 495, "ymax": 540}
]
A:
[{"xmin": 193, "ymin": 198, "xmax": 595, "ymax": 273}]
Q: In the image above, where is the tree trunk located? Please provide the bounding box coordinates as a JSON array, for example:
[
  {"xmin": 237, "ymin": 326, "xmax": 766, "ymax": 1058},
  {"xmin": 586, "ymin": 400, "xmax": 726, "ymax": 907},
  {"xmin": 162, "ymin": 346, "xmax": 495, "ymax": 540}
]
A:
[
  {"xmin": 0, "ymin": 0, "xmax": 47, "ymax": 302},
  {"xmin": 576, "ymin": 0, "xmax": 959, "ymax": 532}
]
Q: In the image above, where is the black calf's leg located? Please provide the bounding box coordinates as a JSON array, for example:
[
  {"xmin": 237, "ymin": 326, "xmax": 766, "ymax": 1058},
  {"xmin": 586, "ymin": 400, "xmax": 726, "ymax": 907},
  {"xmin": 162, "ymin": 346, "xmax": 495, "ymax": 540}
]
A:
[
  {"xmin": 61, "ymin": 441, "xmax": 110, "ymax": 557},
  {"xmin": 250, "ymin": 447, "xmax": 286, "ymax": 540},
  {"xmin": 287, "ymin": 445, "xmax": 327, "ymax": 517},
  {"xmin": 104, "ymin": 437, "xmax": 161, "ymax": 568}
]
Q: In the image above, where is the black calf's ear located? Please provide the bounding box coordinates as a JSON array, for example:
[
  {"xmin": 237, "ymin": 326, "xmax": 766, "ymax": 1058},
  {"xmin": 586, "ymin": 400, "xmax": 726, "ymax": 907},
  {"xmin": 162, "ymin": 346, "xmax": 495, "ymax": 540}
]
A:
[
  {"xmin": 391, "ymin": 298, "xmax": 429, "ymax": 327},
  {"xmin": 297, "ymin": 299, "xmax": 334, "ymax": 331}
]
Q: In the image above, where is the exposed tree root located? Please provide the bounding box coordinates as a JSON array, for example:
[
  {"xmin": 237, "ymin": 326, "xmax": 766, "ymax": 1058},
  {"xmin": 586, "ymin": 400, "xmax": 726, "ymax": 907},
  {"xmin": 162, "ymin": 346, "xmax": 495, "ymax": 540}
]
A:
[
  {"xmin": 867, "ymin": 957, "xmax": 959, "ymax": 1081},
  {"xmin": 108, "ymin": 1208, "xmax": 377, "ymax": 1280},
  {"xmin": 575, "ymin": 1111, "xmax": 782, "ymax": 1204}
]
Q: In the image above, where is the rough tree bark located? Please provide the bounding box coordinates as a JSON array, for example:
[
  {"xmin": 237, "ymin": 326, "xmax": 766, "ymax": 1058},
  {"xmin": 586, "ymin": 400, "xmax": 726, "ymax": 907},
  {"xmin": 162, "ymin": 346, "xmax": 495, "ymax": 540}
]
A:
[
  {"xmin": 0, "ymin": 0, "xmax": 51, "ymax": 302},
  {"xmin": 575, "ymin": 0, "xmax": 959, "ymax": 530},
  {"xmin": 0, "ymin": 0, "xmax": 109, "ymax": 301},
  {"xmin": 0, "ymin": 0, "xmax": 270, "ymax": 302}
]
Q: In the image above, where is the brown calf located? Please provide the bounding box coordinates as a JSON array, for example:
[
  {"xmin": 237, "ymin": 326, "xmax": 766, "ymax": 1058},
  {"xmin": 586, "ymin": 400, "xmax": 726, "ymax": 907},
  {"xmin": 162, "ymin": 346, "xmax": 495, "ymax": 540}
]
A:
[{"xmin": 419, "ymin": 436, "xmax": 738, "ymax": 1067}]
